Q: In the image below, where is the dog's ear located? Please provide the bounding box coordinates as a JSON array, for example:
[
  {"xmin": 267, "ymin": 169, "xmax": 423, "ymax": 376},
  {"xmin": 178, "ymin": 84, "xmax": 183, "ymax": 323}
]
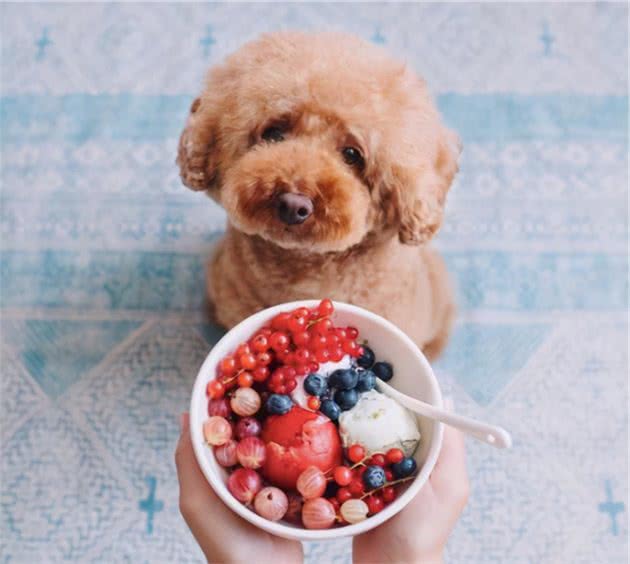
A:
[
  {"xmin": 176, "ymin": 96, "xmax": 218, "ymax": 192},
  {"xmin": 392, "ymin": 125, "xmax": 461, "ymax": 246}
]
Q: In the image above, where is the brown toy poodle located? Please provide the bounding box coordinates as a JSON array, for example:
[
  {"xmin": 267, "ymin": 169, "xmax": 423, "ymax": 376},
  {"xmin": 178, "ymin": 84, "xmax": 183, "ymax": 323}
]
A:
[{"xmin": 177, "ymin": 31, "xmax": 460, "ymax": 359}]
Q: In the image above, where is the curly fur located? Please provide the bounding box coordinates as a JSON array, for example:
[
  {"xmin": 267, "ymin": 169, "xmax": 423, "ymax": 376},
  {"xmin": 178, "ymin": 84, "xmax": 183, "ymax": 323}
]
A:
[{"xmin": 177, "ymin": 31, "xmax": 461, "ymax": 359}]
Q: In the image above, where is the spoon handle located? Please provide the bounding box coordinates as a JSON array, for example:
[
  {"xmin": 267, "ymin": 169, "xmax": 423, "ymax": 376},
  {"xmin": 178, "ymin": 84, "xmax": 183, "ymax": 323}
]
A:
[{"xmin": 376, "ymin": 381, "xmax": 512, "ymax": 449}]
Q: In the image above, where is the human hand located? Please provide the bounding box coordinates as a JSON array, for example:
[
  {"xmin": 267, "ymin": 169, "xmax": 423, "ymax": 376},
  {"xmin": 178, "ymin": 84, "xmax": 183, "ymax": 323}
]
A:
[
  {"xmin": 175, "ymin": 413, "xmax": 303, "ymax": 564},
  {"xmin": 353, "ymin": 414, "xmax": 469, "ymax": 563}
]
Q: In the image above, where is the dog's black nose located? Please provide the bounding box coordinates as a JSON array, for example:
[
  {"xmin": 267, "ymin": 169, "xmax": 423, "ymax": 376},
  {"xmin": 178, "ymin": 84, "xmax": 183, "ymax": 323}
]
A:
[{"xmin": 275, "ymin": 192, "xmax": 313, "ymax": 225}]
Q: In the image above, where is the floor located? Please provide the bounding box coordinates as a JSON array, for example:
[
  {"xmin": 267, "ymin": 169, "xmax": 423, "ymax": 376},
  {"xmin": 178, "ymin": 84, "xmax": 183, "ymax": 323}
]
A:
[{"xmin": 1, "ymin": 3, "xmax": 627, "ymax": 563}]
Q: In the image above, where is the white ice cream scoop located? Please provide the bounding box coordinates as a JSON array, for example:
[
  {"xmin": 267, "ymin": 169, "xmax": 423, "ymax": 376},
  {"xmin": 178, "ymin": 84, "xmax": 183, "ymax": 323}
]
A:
[
  {"xmin": 375, "ymin": 379, "xmax": 512, "ymax": 449},
  {"xmin": 338, "ymin": 390, "xmax": 421, "ymax": 456}
]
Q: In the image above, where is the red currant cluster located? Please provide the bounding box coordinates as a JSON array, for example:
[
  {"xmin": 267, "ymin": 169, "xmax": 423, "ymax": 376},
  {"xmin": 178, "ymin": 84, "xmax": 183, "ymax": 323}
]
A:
[
  {"xmin": 207, "ymin": 299, "xmax": 363, "ymax": 400},
  {"xmin": 324, "ymin": 444, "xmax": 413, "ymax": 521}
]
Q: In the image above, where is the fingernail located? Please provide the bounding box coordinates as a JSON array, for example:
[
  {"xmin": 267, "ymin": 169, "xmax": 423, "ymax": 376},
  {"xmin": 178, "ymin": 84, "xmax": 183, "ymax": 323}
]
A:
[
  {"xmin": 180, "ymin": 412, "xmax": 190, "ymax": 434},
  {"xmin": 444, "ymin": 397, "xmax": 455, "ymax": 412}
]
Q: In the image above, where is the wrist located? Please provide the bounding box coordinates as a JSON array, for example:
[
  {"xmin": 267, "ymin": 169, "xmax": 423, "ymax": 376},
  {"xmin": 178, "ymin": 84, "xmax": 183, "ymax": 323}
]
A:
[
  {"xmin": 420, "ymin": 549, "xmax": 444, "ymax": 564},
  {"xmin": 353, "ymin": 543, "xmax": 444, "ymax": 564}
]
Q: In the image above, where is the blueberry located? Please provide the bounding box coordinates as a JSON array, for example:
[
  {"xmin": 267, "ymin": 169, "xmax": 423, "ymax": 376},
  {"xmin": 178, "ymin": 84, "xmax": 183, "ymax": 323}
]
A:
[
  {"xmin": 357, "ymin": 346, "xmax": 375, "ymax": 369},
  {"xmin": 334, "ymin": 388, "xmax": 359, "ymax": 411},
  {"xmin": 373, "ymin": 361, "xmax": 394, "ymax": 382},
  {"xmin": 328, "ymin": 369, "xmax": 343, "ymax": 388},
  {"xmin": 265, "ymin": 394, "xmax": 293, "ymax": 415},
  {"xmin": 356, "ymin": 370, "xmax": 376, "ymax": 392},
  {"xmin": 391, "ymin": 457, "xmax": 417, "ymax": 479},
  {"xmin": 331, "ymin": 368, "xmax": 358, "ymax": 390},
  {"xmin": 320, "ymin": 399, "xmax": 341, "ymax": 421},
  {"xmin": 304, "ymin": 373, "xmax": 327, "ymax": 397},
  {"xmin": 362, "ymin": 465, "xmax": 386, "ymax": 490}
]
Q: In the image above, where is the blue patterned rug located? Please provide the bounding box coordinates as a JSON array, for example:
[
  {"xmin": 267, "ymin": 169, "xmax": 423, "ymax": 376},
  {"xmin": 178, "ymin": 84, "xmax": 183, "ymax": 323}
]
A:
[{"xmin": 1, "ymin": 4, "xmax": 627, "ymax": 563}]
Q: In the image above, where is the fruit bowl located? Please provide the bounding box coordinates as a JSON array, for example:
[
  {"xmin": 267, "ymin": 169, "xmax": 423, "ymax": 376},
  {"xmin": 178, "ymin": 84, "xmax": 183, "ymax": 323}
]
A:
[{"xmin": 190, "ymin": 300, "xmax": 444, "ymax": 541}]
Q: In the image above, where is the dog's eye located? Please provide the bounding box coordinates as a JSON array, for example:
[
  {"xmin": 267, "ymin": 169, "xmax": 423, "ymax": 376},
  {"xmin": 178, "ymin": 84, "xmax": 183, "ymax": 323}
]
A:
[
  {"xmin": 261, "ymin": 126, "xmax": 285, "ymax": 143},
  {"xmin": 341, "ymin": 146, "xmax": 364, "ymax": 168}
]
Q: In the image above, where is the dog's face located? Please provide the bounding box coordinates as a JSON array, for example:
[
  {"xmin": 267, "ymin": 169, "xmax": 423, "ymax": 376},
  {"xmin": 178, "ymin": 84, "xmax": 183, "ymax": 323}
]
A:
[{"xmin": 178, "ymin": 32, "xmax": 460, "ymax": 252}]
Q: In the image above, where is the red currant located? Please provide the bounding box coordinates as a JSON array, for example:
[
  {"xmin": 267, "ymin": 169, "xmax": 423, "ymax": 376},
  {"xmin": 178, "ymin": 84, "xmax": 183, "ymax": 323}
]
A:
[
  {"xmin": 235, "ymin": 343, "xmax": 251, "ymax": 357},
  {"xmin": 285, "ymin": 378, "xmax": 297, "ymax": 393},
  {"xmin": 275, "ymin": 349, "xmax": 291, "ymax": 364},
  {"xmin": 347, "ymin": 444, "xmax": 366, "ymax": 463},
  {"xmin": 239, "ymin": 353, "xmax": 257, "ymax": 370},
  {"xmin": 219, "ymin": 356, "xmax": 237, "ymax": 376},
  {"xmin": 251, "ymin": 334, "xmax": 269, "ymax": 352},
  {"xmin": 309, "ymin": 333, "xmax": 327, "ymax": 350},
  {"xmin": 315, "ymin": 348, "xmax": 330, "ymax": 363},
  {"xmin": 252, "ymin": 366, "xmax": 270, "ymax": 382},
  {"xmin": 295, "ymin": 364, "xmax": 309, "ymax": 376},
  {"xmin": 294, "ymin": 347, "xmax": 311, "ymax": 365},
  {"xmin": 287, "ymin": 313, "xmax": 307, "ymax": 334},
  {"xmin": 270, "ymin": 368, "xmax": 286, "ymax": 388},
  {"xmin": 346, "ymin": 326, "xmax": 359, "ymax": 340},
  {"xmin": 335, "ymin": 328, "xmax": 347, "ymax": 340},
  {"xmin": 269, "ymin": 331, "xmax": 290, "ymax": 351},
  {"xmin": 356, "ymin": 466, "xmax": 367, "ymax": 479},
  {"xmin": 386, "ymin": 448, "xmax": 404, "ymax": 465},
  {"xmin": 384, "ymin": 469, "xmax": 394, "ymax": 482},
  {"xmin": 271, "ymin": 312, "xmax": 291, "ymax": 330},
  {"xmin": 259, "ymin": 327, "xmax": 273, "ymax": 337},
  {"xmin": 206, "ymin": 380, "xmax": 225, "ymax": 399},
  {"xmin": 370, "ymin": 454, "xmax": 386, "ymax": 467},
  {"xmin": 255, "ymin": 351, "xmax": 272, "ymax": 367},
  {"xmin": 326, "ymin": 333, "xmax": 339, "ymax": 346},
  {"xmin": 342, "ymin": 339, "xmax": 359, "ymax": 355},
  {"xmin": 237, "ymin": 372, "xmax": 254, "ymax": 388},
  {"xmin": 336, "ymin": 487, "xmax": 352, "ymax": 503},
  {"xmin": 333, "ymin": 466, "xmax": 353, "ymax": 486},
  {"xmin": 307, "ymin": 396, "xmax": 321, "ymax": 410},
  {"xmin": 317, "ymin": 298, "xmax": 334, "ymax": 317},
  {"xmin": 382, "ymin": 486, "xmax": 396, "ymax": 503},
  {"xmin": 348, "ymin": 478, "xmax": 364, "ymax": 497},
  {"xmin": 307, "ymin": 362, "xmax": 319, "ymax": 374},
  {"xmin": 292, "ymin": 331, "xmax": 310, "ymax": 347},
  {"xmin": 276, "ymin": 385, "xmax": 287, "ymax": 394},
  {"xmin": 328, "ymin": 347, "xmax": 344, "ymax": 362},
  {"xmin": 366, "ymin": 494, "xmax": 384, "ymax": 515},
  {"xmin": 312, "ymin": 318, "xmax": 333, "ymax": 335},
  {"xmin": 293, "ymin": 307, "xmax": 310, "ymax": 318}
]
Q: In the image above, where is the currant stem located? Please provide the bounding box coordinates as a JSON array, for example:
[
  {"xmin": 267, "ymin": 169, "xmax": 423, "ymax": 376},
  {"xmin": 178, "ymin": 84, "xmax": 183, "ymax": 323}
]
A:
[
  {"xmin": 222, "ymin": 369, "xmax": 246, "ymax": 385},
  {"xmin": 306, "ymin": 314, "xmax": 330, "ymax": 329},
  {"xmin": 360, "ymin": 475, "xmax": 416, "ymax": 499},
  {"xmin": 350, "ymin": 460, "xmax": 367, "ymax": 470}
]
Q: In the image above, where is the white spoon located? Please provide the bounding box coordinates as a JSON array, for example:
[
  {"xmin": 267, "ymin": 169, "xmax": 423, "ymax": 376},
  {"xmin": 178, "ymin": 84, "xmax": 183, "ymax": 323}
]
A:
[{"xmin": 375, "ymin": 379, "xmax": 512, "ymax": 449}]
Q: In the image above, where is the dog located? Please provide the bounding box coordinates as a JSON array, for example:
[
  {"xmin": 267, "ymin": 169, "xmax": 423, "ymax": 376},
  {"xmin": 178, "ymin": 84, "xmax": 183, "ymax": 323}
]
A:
[{"xmin": 177, "ymin": 31, "xmax": 460, "ymax": 359}]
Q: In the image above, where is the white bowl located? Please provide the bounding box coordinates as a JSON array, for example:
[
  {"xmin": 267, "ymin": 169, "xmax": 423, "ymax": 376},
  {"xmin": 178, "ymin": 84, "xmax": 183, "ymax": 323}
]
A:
[{"xmin": 190, "ymin": 300, "xmax": 444, "ymax": 541}]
